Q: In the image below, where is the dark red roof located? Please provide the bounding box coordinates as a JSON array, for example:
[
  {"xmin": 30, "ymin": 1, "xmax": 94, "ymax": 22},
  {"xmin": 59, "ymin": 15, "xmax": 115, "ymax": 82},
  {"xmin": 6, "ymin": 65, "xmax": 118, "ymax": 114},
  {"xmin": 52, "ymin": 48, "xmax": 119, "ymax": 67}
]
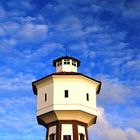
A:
[{"xmin": 54, "ymin": 72, "xmax": 78, "ymax": 75}]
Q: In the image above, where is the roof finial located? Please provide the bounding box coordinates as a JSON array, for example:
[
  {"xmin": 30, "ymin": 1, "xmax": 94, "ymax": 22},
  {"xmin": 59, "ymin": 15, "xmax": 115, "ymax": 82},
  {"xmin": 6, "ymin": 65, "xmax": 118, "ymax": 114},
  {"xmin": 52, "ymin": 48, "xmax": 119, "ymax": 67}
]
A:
[{"xmin": 63, "ymin": 46, "xmax": 68, "ymax": 56}]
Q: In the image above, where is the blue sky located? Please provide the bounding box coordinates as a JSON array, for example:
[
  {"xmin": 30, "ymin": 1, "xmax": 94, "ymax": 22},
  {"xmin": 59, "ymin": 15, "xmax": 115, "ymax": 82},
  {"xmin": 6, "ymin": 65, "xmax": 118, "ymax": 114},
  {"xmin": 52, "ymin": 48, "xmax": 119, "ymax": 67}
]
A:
[{"xmin": 0, "ymin": 0, "xmax": 140, "ymax": 139}]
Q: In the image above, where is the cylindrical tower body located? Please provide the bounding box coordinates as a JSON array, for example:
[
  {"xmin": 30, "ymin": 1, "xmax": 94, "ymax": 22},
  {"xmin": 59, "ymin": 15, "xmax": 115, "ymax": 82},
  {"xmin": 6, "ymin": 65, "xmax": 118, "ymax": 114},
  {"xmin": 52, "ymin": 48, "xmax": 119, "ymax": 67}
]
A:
[{"xmin": 32, "ymin": 56, "xmax": 101, "ymax": 140}]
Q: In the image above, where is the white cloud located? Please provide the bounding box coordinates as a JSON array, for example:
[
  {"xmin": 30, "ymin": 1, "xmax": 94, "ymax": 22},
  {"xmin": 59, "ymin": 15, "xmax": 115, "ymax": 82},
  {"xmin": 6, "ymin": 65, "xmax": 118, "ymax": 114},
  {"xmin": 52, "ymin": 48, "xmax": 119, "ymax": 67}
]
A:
[
  {"xmin": 2, "ymin": 22, "xmax": 20, "ymax": 36},
  {"xmin": 0, "ymin": 26, "xmax": 6, "ymax": 36},
  {"xmin": 91, "ymin": 4, "xmax": 101, "ymax": 11},
  {"xmin": 95, "ymin": 74, "xmax": 133, "ymax": 104},
  {"xmin": 123, "ymin": 0, "xmax": 140, "ymax": 19},
  {"xmin": 85, "ymin": 25, "xmax": 102, "ymax": 33},
  {"xmin": 89, "ymin": 107, "xmax": 140, "ymax": 140},
  {"xmin": 0, "ymin": 14, "xmax": 47, "ymax": 43},
  {"xmin": 0, "ymin": 6, "xmax": 6, "ymax": 19},
  {"xmin": 16, "ymin": 23, "xmax": 48, "ymax": 41},
  {"xmin": 69, "ymin": 41, "xmax": 90, "ymax": 58},
  {"xmin": 88, "ymin": 51, "xmax": 96, "ymax": 58},
  {"xmin": 0, "ymin": 96, "xmax": 45, "ymax": 140},
  {"xmin": 0, "ymin": 73, "xmax": 35, "ymax": 91},
  {"xmin": 125, "ymin": 59, "xmax": 140, "ymax": 71},
  {"xmin": 6, "ymin": 0, "xmax": 33, "ymax": 11},
  {"xmin": 0, "ymin": 39, "xmax": 17, "ymax": 55},
  {"xmin": 55, "ymin": 16, "xmax": 82, "ymax": 32},
  {"xmin": 70, "ymin": 42, "xmax": 88, "ymax": 51},
  {"xmin": 0, "ymin": 96, "xmax": 35, "ymax": 106},
  {"xmin": 54, "ymin": 15, "xmax": 102, "ymax": 38},
  {"xmin": 72, "ymin": 25, "xmax": 102, "ymax": 37},
  {"xmin": 33, "ymin": 43, "xmax": 63, "ymax": 57},
  {"xmin": 21, "ymin": 0, "xmax": 33, "ymax": 10}
]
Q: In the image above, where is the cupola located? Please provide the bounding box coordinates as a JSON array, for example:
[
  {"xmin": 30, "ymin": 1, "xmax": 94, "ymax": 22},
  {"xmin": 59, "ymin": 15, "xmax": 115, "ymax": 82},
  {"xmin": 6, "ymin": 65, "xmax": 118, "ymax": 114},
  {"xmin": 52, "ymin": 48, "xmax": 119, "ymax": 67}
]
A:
[{"xmin": 53, "ymin": 56, "xmax": 80, "ymax": 72}]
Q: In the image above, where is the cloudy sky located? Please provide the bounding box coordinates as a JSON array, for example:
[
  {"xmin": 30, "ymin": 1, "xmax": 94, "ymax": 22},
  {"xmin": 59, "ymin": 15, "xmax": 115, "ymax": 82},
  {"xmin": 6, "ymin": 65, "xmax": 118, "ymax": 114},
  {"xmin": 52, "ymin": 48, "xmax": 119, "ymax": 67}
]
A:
[{"xmin": 0, "ymin": 0, "xmax": 140, "ymax": 139}]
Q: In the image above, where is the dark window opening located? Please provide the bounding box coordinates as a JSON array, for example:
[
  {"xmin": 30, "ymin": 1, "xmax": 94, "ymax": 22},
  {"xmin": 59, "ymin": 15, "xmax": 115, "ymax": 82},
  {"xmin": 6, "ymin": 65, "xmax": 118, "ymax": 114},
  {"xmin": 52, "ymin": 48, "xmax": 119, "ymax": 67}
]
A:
[
  {"xmin": 64, "ymin": 59, "xmax": 70, "ymax": 65},
  {"xmin": 72, "ymin": 60, "xmax": 76, "ymax": 66},
  {"xmin": 86, "ymin": 93, "xmax": 89, "ymax": 101},
  {"xmin": 79, "ymin": 133, "xmax": 85, "ymax": 140},
  {"xmin": 65, "ymin": 90, "xmax": 69, "ymax": 98},
  {"xmin": 50, "ymin": 133, "xmax": 55, "ymax": 140},
  {"xmin": 57, "ymin": 61, "xmax": 62, "ymax": 66},
  {"xmin": 63, "ymin": 135, "xmax": 71, "ymax": 140},
  {"xmin": 45, "ymin": 93, "xmax": 47, "ymax": 101}
]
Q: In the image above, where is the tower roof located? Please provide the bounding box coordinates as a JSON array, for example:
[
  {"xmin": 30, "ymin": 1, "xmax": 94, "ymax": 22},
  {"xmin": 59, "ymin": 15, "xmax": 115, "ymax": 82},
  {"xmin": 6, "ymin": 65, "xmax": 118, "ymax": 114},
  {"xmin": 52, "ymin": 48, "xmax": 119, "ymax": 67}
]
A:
[
  {"xmin": 53, "ymin": 56, "xmax": 80, "ymax": 67},
  {"xmin": 32, "ymin": 72, "xmax": 101, "ymax": 95}
]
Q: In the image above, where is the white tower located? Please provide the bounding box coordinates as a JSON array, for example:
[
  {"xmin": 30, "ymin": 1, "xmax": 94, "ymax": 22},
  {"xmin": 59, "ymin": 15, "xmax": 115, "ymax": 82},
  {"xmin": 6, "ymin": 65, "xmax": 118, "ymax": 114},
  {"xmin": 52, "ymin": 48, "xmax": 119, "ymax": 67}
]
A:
[{"xmin": 32, "ymin": 56, "xmax": 101, "ymax": 140}]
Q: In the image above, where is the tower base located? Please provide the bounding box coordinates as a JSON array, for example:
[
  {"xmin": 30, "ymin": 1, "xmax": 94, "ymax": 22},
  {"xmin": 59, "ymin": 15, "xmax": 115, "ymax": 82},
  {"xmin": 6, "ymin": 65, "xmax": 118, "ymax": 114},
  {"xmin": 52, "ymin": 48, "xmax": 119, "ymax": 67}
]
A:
[{"xmin": 46, "ymin": 120, "xmax": 88, "ymax": 140}]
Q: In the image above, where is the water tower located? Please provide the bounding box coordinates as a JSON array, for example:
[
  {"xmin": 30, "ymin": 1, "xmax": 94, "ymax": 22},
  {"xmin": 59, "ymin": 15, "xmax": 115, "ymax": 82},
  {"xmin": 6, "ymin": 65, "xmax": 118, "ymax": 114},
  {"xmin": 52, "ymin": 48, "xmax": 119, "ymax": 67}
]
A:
[{"xmin": 32, "ymin": 56, "xmax": 101, "ymax": 140}]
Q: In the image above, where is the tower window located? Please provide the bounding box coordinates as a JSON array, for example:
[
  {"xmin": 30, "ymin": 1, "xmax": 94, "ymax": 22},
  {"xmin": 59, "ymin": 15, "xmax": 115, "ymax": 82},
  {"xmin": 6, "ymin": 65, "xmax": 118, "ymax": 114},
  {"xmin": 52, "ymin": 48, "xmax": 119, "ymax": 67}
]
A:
[
  {"xmin": 57, "ymin": 61, "xmax": 62, "ymax": 66},
  {"xmin": 50, "ymin": 133, "xmax": 55, "ymax": 140},
  {"xmin": 45, "ymin": 93, "xmax": 47, "ymax": 101},
  {"xmin": 63, "ymin": 135, "xmax": 71, "ymax": 140},
  {"xmin": 72, "ymin": 60, "xmax": 76, "ymax": 66},
  {"xmin": 86, "ymin": 93, "xmax": 89, "ymax": 101},
  {"xmin": 65, "ymin": 90, "xmax": 69, "ymax": 98},
  {"xmin": 79, "ymin": 133, "xmax": 85, "ymax": 140},
  {"xmin": 64, "ymin": 59, "xmax": 70, "ymax": 65}
]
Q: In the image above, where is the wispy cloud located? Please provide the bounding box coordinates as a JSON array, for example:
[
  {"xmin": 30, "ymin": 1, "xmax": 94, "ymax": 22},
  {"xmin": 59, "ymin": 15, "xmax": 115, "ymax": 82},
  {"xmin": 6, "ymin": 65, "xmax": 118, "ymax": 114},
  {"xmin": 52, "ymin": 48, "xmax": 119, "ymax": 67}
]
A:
[
  {"xmin": 122, "ymin": 0, "xmax": 140, "ymax": 19},
  {"xmin": 0, "ymin": 73, "xmax": 35, "ymax": 91},
  {"xmin": 96, "ymin": 74, "xmax": 139, "ymax": 105},
  {"xmin": 90, "ymin": 107, "xmax": 140, "ymax": 140},
  {"xmin": 0, "ymin": 96, "xmax": 45, "ymax": 140},
  {"xmin": 0, "ymin": 0, "xmax": 139, "ymax": 139},
  {"xmin": 0, "ymin": 22, "xmax": 48, "ymax": 42},
  {"xmin": 15, "ymin": 23, "xmax": 48, "ymax": 41}
]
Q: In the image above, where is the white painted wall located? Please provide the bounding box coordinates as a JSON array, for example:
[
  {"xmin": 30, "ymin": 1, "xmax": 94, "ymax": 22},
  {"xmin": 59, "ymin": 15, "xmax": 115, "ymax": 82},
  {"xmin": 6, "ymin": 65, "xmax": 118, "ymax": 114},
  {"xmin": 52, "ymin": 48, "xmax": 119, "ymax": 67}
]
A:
[
  {"xmin": 56, "ymin": 65, "xmax": 63, "ymax": 72},
  {"xmin": 36, "ymin": 78, "xmax": 54, "ymax": 116},
  {"xmin": 61, "ymin": 124, "xmax": 73, "ymax": 140},
  {"xmin": 53, "ymin": 75, "xmax": 97, "ymax": 115},
  {"xmin": 48, "ymin": 125, "xmax": 56, "ymax": 140},
  {"xmin": 78, "ymin": 125, "xmax": 86, "ymax": 140},
  {"xmin": 36, "ymin": 75, "xmax": 99, "ymax": 119},
  {"xmin": 56, "ymin": 59, "xmax": 77, "ymax": 72}
]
